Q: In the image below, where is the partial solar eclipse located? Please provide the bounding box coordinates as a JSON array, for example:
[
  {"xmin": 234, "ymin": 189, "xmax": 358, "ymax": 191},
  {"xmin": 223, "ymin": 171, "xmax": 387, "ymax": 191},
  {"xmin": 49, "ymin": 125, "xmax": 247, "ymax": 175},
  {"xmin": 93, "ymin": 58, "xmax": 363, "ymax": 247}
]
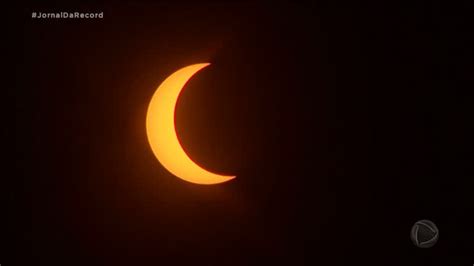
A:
[{"xmin": 146, "ymin": 63, "xmax": 236, "ymax": 185}]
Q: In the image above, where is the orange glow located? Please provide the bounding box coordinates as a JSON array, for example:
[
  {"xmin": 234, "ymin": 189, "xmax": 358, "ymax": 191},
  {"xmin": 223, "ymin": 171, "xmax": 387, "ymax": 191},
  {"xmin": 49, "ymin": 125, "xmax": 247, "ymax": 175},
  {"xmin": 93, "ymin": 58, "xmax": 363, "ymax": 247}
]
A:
[{"xmin": 146, "ymin": 63, "xmax": 236, "ymax": 185}]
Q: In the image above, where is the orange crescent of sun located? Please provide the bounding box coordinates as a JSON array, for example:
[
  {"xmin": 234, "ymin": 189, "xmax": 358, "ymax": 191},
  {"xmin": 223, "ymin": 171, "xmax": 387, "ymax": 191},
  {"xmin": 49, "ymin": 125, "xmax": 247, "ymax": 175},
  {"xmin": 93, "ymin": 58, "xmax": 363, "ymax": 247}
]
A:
[{"xmin": 146, "ymin": 63, "xmax": 236, "ymax": 185}]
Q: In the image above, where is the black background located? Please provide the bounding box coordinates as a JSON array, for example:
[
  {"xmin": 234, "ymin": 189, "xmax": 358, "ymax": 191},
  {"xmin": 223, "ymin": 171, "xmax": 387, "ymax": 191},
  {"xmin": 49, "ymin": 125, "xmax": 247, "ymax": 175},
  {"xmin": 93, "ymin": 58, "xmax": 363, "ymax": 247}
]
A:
[{"xmin": 8, "ymin": 1, "xmax": 473, "ymax": 265}]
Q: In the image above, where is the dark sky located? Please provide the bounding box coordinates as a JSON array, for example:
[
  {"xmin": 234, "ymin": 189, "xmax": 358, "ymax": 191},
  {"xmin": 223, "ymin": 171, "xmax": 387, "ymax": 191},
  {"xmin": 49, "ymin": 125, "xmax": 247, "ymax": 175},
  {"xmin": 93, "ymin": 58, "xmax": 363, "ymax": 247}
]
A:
[{"xmin": 9, "ymin": 2, "xmax": 473, "ymax": 265}]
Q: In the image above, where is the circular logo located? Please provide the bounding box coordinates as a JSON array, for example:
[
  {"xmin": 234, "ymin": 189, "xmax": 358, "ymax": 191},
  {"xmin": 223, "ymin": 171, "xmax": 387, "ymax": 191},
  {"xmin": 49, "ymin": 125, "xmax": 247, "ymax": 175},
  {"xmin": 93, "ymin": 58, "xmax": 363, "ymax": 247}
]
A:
[{"xmin": 410, "ymin": 219, "xmax": 439, "ymax": 248}]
